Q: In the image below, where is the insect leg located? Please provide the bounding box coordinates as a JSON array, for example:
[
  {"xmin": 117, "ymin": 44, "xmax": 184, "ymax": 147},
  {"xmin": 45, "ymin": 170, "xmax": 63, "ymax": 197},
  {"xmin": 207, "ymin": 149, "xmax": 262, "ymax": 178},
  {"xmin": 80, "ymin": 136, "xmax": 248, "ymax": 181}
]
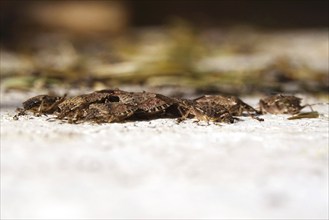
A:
[
  {"xmin": 302, "ymin": 102, "xmax": 329, "ymax": 112},
  {"xmin": 43, "ymin": 94, "xmax": 67, "ymax": 114},
  {"xmin": 176, "ymin": 105, "xmax": 192, "ymax": 123}
]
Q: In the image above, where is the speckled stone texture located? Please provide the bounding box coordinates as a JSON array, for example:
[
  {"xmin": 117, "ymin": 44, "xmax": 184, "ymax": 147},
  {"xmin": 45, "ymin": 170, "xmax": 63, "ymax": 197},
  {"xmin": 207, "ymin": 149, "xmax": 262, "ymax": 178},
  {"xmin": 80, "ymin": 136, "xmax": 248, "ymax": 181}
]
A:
[{"xmin": 1, "ymin": 91, "xmax": 328, "ymax": 219}]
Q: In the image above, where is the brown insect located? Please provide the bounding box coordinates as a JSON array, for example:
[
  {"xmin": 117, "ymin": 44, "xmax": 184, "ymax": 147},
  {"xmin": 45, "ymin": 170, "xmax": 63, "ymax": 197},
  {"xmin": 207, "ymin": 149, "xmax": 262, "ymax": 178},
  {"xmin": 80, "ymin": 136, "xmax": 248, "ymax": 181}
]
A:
[
  {"xmin": 133, "ymin": 93, "xmax": 177, "ymax": 119},
  {"xmin": 259, "ymin": 94, "xmax": 309, "ymax": 114},
  {"xmin": 16, "ymin": 94, "xmax": 66, "ymax": 116},
  {"xmin": 192, "ymin": 95, "xmax": 263, "ymax": 121},
  {"xmin": 82, "ymin": 102, "xmax": 138, "ymax": 123},
  {"xmin": 95, "ymin": 89, "xmax": 135, "ymax": 104},
  {"xmin": 98, "ymin": 90, "xmax": 177, "ymax": 120},
  {"xmin": 52, "ymin": 89, "xmax": 176, "ymax": 123},
  {"xmin": 175, "ymin": 98, "xmax": 236, "ymax": 124},
  {"xmin": 56, "ymin": 90, "xmax": 119, "ymax": 123},
  {"xmin": 24, "ymin": 90, "xmax": 325, "ymax": 125}
]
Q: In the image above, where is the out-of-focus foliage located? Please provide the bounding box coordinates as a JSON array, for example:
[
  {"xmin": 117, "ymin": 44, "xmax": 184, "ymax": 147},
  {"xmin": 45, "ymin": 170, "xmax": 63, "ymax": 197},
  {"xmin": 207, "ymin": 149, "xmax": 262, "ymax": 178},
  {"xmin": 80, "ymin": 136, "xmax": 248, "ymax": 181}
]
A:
[{"xmin": 1, "ymin": 21, "xmax": 328, "ymax": 95}]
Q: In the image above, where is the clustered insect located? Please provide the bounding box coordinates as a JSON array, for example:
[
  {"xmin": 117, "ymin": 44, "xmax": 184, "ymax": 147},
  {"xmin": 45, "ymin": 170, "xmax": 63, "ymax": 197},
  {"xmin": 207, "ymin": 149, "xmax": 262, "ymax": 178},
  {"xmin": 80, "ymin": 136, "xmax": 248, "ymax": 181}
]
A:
[{"xmin": 16, "ymin": 89, "xmax": 320, "ymax": 124}]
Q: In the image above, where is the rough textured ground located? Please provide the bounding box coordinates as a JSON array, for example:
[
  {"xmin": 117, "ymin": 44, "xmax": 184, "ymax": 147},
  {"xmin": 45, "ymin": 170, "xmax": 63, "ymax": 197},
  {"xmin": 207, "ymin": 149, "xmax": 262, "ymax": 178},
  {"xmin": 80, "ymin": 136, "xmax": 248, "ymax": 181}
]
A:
[{"xmin": 1, "ymin": 91, "xmax": 328, "ymax": 219}]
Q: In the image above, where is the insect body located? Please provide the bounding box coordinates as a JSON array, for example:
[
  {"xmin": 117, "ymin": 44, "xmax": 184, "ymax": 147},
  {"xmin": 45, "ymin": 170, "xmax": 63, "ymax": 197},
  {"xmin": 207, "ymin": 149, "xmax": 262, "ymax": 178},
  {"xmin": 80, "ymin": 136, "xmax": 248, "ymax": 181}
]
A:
[
  {"xmin": 17, "ymin": 94, "xmax": 65, "ymax": 116},
  {"xmin": 20, "ymin": 89, "xmax": 326, "ymax": 124},
  {"xmin": 98, "ymin": 90, "xmax": 177, "ymax": 120},
  {"xmin": 134, "ymin": 93, "xmax": 176, "ymax": 119},
  {"xmin": 192, "ymin": 95, "xmax": 263, "ymax": 121},
  {"xmin": 191, "ymin": 102, "xmax": 236, "ymax": 123},
  {"xmin": 83, "ymin": 103, "xmax": 138, "ymax": 123},
  {"xmin": 56, "ymin": 91, "xmax": 118, "ymax": 122},
  {"xmin": 50, "ymin": 89, "xmax": 177, "ymax": 123},
  {"xmin": 259, "ymin": 94, "xmax": 305, "ymax": 114},
  {"xmin": 176, "ymin": 98, "xmax": 236, "ymax": 124}
]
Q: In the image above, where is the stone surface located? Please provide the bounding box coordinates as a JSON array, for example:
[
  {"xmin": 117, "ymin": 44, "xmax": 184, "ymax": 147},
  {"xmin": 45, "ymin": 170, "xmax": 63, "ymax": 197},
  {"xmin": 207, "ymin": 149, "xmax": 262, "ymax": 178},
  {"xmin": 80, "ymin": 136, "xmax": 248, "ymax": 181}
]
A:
[{"xmin": 0, "ymin": 91, "xmax": 328, "ymax": 219}]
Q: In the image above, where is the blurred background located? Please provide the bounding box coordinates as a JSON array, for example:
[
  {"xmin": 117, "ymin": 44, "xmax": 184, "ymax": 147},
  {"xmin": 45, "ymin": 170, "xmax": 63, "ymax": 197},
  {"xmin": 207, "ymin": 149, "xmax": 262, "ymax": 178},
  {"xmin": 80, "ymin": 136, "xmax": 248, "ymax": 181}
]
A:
[{"xmin": 1, "ymin": 0, "xmax": 328, "ymax": 96}]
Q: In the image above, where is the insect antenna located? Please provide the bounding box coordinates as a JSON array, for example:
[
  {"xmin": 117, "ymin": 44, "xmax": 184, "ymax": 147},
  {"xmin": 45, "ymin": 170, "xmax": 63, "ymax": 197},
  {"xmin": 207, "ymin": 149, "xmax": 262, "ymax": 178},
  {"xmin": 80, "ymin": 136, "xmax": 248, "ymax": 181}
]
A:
[{"xmin": 302, "ymin": 102, "xmax": 329, "ymax": 111}]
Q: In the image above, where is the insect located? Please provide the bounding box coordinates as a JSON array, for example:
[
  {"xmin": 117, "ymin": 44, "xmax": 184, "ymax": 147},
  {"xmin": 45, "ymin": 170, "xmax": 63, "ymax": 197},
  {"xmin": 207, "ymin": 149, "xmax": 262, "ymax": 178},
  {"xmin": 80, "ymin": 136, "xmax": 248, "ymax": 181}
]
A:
[
  {"xmin": 16, "ymin": 94, "xmax": 66, "ymax": 116},
  {"xmin": 95, "ymin": 89, "xmax": 135, "ymax": 104},
  {"xmin": 191, "ymin": 95, "xmax": 263, "ymax": 121},
  {"xmin": 82, "ymin": 102, "xmax": 138, "ymax": 123},
  {"xmin": 49, "ymin": 89, "xmax": 176, "ymax": 123},
  {"xmin": 175, "ymin": 98, "xmax": 236, "ymax": 124},
  {"xmin": 133, "ymin": 93, "xmax": 177, "ymax": 119},
  {"xmin": 259, "ymin": 94, "xmax": 308, "ymax": 114},
  {"xmin": 98, "ymin": 90, "xmax": 177, "ymax": 120},
  {"xmin": 18, "ymin": 89, "xmax": 325, "ymax": 125},
  {"xmin": 56, "ymin": 91, "xmax": 119, "ymax": 123}
]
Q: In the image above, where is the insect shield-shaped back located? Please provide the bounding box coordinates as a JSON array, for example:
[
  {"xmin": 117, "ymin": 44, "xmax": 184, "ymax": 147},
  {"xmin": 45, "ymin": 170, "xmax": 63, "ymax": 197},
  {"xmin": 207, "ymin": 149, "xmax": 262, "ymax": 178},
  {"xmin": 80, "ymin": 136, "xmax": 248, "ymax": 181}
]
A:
[
  {"xmin": 193, "ymin": 95, "xmax": 258, "ymax": 115},
  {"xmin": 84, "ymin": 103, "xmax": 138, "ymax": 123},
  {"xmin": 192, "ymin": 95, "xmax": 263, "ymax": 121},
  {"xmin": 259, "ymin": 94, "xmax": 304, "ymax": 114},
  {"xmin": 133, "ymin": 93, "xmax": 176, "ymax": 119},
  {"xmin": 56, "ymin": 91, "xmax": 119, "ymax": 121},
  {"xmin": 193, "ymin": 102, "xmax": 236, "ymax": 123},
  {"xmin": 21, "ymin": 95, "xmax": 64, "ymax": 114}
]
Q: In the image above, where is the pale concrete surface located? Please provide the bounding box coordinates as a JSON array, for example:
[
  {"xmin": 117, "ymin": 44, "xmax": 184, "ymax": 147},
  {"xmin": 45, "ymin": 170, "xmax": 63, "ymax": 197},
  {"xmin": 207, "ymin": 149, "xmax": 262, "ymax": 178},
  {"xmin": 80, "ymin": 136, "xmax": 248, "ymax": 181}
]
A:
[{"xmin": 0, "ymin": 92, "xmax": 328, "ymax": 219}]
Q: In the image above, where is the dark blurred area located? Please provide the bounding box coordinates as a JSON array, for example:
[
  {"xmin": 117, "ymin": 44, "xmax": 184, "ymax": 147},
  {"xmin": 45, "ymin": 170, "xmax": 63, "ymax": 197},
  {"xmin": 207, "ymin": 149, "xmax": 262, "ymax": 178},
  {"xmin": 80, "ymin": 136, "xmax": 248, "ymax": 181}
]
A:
[
  {"xmin": 130, "ymin": 0, "xmax": 329, "ymax": 28},
  {"xmin": 1, "ymin": 0, "xmax": 328, "ymax": 43}
]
